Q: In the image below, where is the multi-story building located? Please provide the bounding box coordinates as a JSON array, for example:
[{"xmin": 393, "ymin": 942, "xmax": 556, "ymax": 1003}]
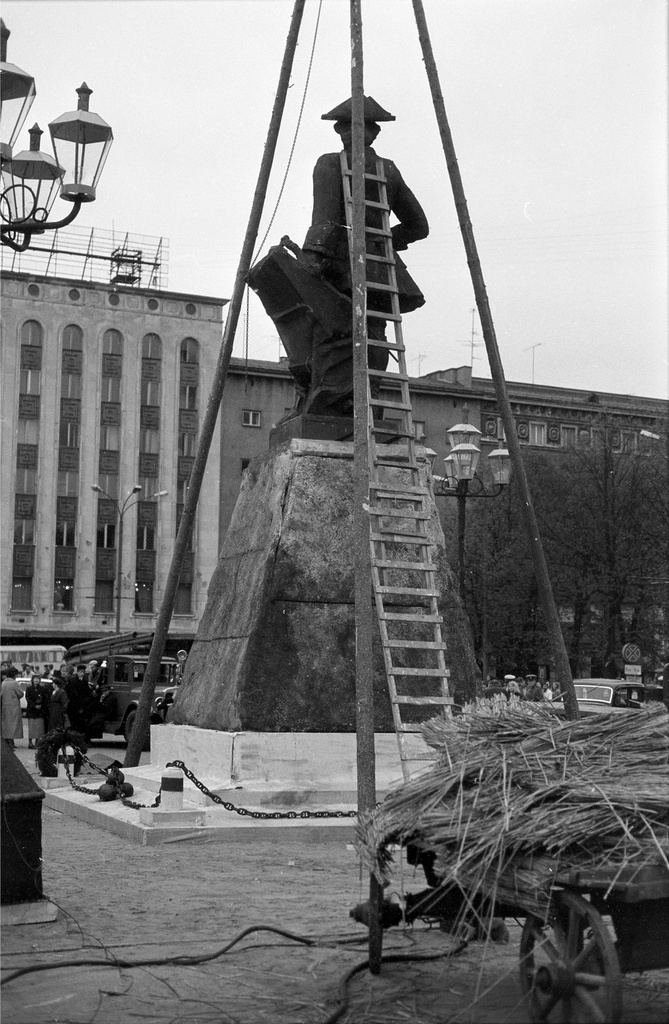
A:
[
  {"xmin": 1, "ymin": 230, "xmax": 227, "ymax": 649},
  {"xmin": 3, "ymin": 228, "xmax": 666, "ymax": 652}
]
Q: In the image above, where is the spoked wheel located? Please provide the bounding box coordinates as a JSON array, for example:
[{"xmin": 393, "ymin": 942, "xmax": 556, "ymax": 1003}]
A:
[{"xmin": 519, "ymin": 891, "xmax": 622, "ymax": 1023}]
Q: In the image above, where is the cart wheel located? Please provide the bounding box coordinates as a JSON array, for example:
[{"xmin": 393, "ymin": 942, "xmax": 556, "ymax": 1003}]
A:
[{"xmin": 519, "ymin": 890, "xmax": 622, "ymax": 1023}]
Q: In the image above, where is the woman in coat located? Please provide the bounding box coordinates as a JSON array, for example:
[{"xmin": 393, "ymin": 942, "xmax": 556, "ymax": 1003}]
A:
[
  {"xmin": 1, "ymin": 672, "xmax": 24, "ymax": 749},
  {"xmin": 48, "ymin": 676, "xmax": 69, "ymax": 732},
  {"xmin": 25, "ymin": 674, "xmax": 47, "ymax": 748}
]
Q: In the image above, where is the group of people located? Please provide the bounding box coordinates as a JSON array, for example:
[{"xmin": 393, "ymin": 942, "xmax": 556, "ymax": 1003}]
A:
[
  {"xmin": 483, "ymin": 674, "xmax": 556, "ymax": 702},
  {"xmin": 1, "ymin": 659, "xmax": 116, "ymax": 750}
]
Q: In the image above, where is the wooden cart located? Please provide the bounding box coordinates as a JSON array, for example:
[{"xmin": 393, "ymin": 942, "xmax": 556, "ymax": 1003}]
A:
[{"xmin": 516, "ymin": 862, "xmax": 669, "ymax": 1023}]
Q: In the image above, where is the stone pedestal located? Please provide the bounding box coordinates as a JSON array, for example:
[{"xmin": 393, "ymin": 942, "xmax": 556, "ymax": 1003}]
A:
[{"xmin": 170, "ymin": 438, "xmax": 479, "ymax": 732}]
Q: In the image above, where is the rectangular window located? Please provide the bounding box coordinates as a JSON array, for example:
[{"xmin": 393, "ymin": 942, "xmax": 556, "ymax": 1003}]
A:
[
  {"xmin": 242, "ymin": 409, "xmax": 261, "ymax": 427},
  {"xmin": 100, "ymin": 424, "xmax": 120, "ymax": 450},
  {"xmin": 53, "ymin": 579, "xmax": 74, "ymax": 611},
  {"xmin": 413, "ymin": 420, "xmax": 426, "ymax": 441},
  {"xmin": 136, "ymin": 525, "xmax": 155, "ymax": 550},
  {"xmin": 140, "ymin": 428, "xmax": 160, "ymax": 454},
  {"xmin": 61, "ymin": 373, "xmax": 81, "ymax": 400},
  {"xmin": 97, "ymin": 523, "xmax": 116, "ymax": 548},
  {"xmin": 141, "ymin": 380, "xmax": 161, "ymax": 406},
  {"xmin": 100, "ymin": 377, "xmax": 121, "ymax": 403},
  {"xmin": 134, "ymin": 582, "xmax": 154, "ymax": 613},
  {"xmin": 178, "ymin": 432, "xmax": 197, "ymax": 456},
  {"xmin": 14, "ymin": 520, "xmax": 34, "ymax": 545},
  {"xmin": 59, "ymin": 422, "xmax": 80, "ymax": 448},
  {"xmin": 19, "ymin": 369, "xmax": 41, "ymax": 395},
  {"xmin": 176, "ymin": 479, "xmax": 189, "ymax": 503},
  {"xmin": 11, "ymin": 578, "xmax": 33, "ymax": 610},
  {"xmin": 94, "ymin": 580, "xmax": 114, "ymax": 613},
  {"xmin": 174, "ymin": 583, "xmax": 192, "ymax": 615},
  {"xmin": 529, "ymin": 422, "xmax": 546, "ymax": 446},
  {"xmin": 57, "ymin": 470, "xmax": 79, "ymax": 497},
  {"xmin": 15, "ymin": 468, "xmax": 37, "ymax": 494},
  {"xmin": 97, "ymin": 474, "xmax": 119, "ymax": 499},
  {"xmin": 620, "ymin": 431, "xmax": 636, "ymax": 452},
  {"xmin": 179, "ymin": 385, "xmax": 198, "ymax": 410},
  {"xmin": 55, "ymin": 522, "xmax": 76, "ymax": 546},
  {"xmin": 17, "ymin": 418, "xmax": 39, "ymax": 444}
]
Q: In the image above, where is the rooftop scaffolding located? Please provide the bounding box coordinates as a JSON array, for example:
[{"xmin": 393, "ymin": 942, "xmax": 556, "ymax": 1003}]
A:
[{"xmin": 1, "ymin": 224, "xmax": 168, "ymax": 289}]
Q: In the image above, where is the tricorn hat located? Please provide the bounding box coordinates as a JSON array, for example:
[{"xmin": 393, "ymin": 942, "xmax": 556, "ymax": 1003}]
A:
[{"xmin": 322, "ymin": 95, "xmax": 395, "ymax": 123}]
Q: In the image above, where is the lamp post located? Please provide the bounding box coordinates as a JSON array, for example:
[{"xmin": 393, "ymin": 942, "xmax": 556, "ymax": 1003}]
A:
[
  {"xmin": 432, "ymin": 417, "xmax": 511, "ymax": 600},
  {"xmin": 91, "ymin": 485, "xmax": 168, "ymax": 636},
  {"xmin": 1, "ymin": 20, "xmax": 113, "ymax": 252}
]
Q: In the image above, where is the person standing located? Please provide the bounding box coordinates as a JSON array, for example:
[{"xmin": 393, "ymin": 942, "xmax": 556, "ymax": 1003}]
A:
[
  {"xmin": 1, "ymin": 670, "xmax": 24, "ymax": 749},
  {"xmin": 25, "ymin": 674, "xmax": 47, "ymax": 749},
  {"xmin": 48, "ymin": 674, "xmax": 69, "ymax": 732}
]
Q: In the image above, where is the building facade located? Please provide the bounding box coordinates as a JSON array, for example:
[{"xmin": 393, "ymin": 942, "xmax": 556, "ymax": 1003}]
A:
[
  {"xmin": 3, "ymin": 239, "xmax": 666, "ymax": 655},
  {"xmin": 1, "ymin": 266, "xmax": 227, "ymax": 648}
]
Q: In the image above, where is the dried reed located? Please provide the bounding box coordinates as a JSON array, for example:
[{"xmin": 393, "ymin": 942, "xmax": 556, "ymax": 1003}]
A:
[{"xmin": 356, "ymin": 704, "xmax": 669, "ymax": 917}]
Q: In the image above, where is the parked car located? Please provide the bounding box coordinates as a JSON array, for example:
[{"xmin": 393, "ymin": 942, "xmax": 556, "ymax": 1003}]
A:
[{"xmin": 550, "ymin": 679, "xmax": 655, "ymax": 717}]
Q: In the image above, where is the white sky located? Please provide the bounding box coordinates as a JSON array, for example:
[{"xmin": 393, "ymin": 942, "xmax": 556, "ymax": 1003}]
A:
[{"xmin": 4, "ymin": 0, "xmax": 668, "ymax": 398}]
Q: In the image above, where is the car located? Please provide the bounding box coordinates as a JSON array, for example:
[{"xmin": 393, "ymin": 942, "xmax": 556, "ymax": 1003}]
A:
[{"xmin": 550, "ymin": 679, "xmax": 654, "ymax": 717}]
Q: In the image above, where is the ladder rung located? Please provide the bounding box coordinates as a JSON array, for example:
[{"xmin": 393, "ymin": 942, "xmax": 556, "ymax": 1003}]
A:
[
  {"xmin": 370, "ymin": 488, "xmax": 427, "ymax": 500},
  {"xmin": 389, "ymin": 667, "xmax": 450, "ymax": 677},
  {"xmin": 371, "ymin": 532, "xmax": 429, "ymax": 544},
  {"xmin": 372, "ymin": 456, "xmax": 418, "ymax": 468},
  {"xmin": 368, "ymin": 508, "xmax": 431, "ymax": 520},
  {"xmin": 365, "ymin": 253, "xmax": 395, "ymax": 265},
  {"xmin": 371, "ymin": 427, "xmax": 414, "ymax": 441},
  {"xmin": 384, "ymin": 640, "xmax": 444, "ymax": 650},
  {"xmin": 365, "ymin": 281, "xmax": 397, "ymax": 293},
  {"xmin": 367, "ymin": 368, "xmax": 409, "ymax": 381},
  {"xmin": 394, "ymin": 696, "xmax": 452, "ymax": 705},
  {"xmin": 367, "ymin": 309, "xmax": 402, "ymax": 322},
  {"xmin": 369, "ymin": 398, "xmax": 412, "ymax": 411},
  {"xmin": 340, "ymin": 167, "xmax": 388, "ymax": 184},
  {"xmin": 396, "ymin": 732, "xmax": 441, "ymax": 744},
  {"xmin": 373, "ymin": 559, "xmax": 434, "ymax": 571},
  {"xmin": 380, "ymin": 611, "xmax": 443, "ymax": 622},
  {"xmin": 376, "ymin": 585, "xmax": 439, "ymax": 596}
]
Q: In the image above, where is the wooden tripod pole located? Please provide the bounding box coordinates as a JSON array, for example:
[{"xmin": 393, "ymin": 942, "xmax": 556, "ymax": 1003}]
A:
[
  {"xmin": 411, "ymin": 0, "xmax": 578, "ymax": 720},
  {"xmin": 124, "ymin": 0, "xmax": 308, "ymax": 766},
  {"xmin": 350, "ymin": 0, "xmax": 384, "ymax": 975}
]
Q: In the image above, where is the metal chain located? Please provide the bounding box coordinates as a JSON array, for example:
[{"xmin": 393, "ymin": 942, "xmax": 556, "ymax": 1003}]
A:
[
  {"xmin": 62, "ymin": 747, "xmax": 160, "ymax": 809},
  {"xmin": 59, "ymin": 749, "xmax": 355, "ymax": 819},
  {"xmin": 165, "ymin": 761, "xmax": 358, "ymax": 820}
]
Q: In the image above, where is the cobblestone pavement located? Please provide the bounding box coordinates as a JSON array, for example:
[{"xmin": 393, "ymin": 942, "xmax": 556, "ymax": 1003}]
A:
[{"xmin": 3, "ymin": 739, "xmax": 669, "ymax": 1023}]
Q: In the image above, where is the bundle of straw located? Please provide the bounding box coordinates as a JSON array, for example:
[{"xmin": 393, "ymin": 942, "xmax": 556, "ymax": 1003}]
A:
[{"xmin": 356, "ymin": 703, "xmax": 669, "ymax": 917}]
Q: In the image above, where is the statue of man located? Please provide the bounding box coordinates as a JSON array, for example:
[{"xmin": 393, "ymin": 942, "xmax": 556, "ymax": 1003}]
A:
[{"xmin": 248, "ymin": 95, "xmax": 429, "ymax": 421}]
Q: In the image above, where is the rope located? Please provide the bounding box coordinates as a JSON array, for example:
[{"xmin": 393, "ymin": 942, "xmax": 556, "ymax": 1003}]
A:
[{"xmin": 243, "ymin": 0, "xmax": 323, "ymax": 378}]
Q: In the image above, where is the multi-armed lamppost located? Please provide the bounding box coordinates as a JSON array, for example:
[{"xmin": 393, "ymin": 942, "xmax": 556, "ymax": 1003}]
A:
[
  {"xmin": 433, "ymin": 414, "xmax": 511, "ymax": 598},
  {"xmin": 0, "ymin": 19, "xmax": 113, "ymax": 252},
  {"xmin": 91, "ymin": 485, "xmax": 168, "ymax": 636}
]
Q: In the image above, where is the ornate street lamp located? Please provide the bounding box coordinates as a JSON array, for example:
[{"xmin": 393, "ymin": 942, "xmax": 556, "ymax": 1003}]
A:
[
  {"xmin": 433, "ymin": 416, "xmax": 511, "ymax": 598},
  {"xmin": 1, "ymin": 21, "xmax": 113, "ymax": 252},
  {"xmin": 91, "ymin": 485, "xmax": 168, "ymax": 636}
]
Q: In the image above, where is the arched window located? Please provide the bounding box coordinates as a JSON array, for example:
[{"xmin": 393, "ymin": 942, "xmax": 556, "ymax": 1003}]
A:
[
  {"xmin": 63, "ymin": 324, "xmax": 83, "ymax": 350},
  {"xmin": 103, "ymin": 328, "xmax": 123, "ymax": 355},
  {"xmin": 21, "ymin": 320, "xmax": 43, "ymax": 347},
  {"xmin": 142, "ymin": 333, "xmax": 162, "ymax": 359},
  {"xmin": 180, "ymin": 337, "xmax": 199, "ymax": 364}
]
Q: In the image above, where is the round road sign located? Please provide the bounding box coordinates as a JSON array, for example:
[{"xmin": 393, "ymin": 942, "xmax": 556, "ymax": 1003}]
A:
[{"xmin": 622, "ymin": 643, "xmax": 641, "ymax": 664}]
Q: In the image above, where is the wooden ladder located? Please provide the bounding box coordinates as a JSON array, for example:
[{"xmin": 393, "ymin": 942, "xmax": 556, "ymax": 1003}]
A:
[{"xmin": 340, "ymin": 152, "xmax": 453, "ymax": 781}]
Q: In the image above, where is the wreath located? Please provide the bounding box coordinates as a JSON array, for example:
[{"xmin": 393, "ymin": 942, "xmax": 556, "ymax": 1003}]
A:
[{"xmin": 35, "ymin": 729, "xmax": 88, "ymax": 777}]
